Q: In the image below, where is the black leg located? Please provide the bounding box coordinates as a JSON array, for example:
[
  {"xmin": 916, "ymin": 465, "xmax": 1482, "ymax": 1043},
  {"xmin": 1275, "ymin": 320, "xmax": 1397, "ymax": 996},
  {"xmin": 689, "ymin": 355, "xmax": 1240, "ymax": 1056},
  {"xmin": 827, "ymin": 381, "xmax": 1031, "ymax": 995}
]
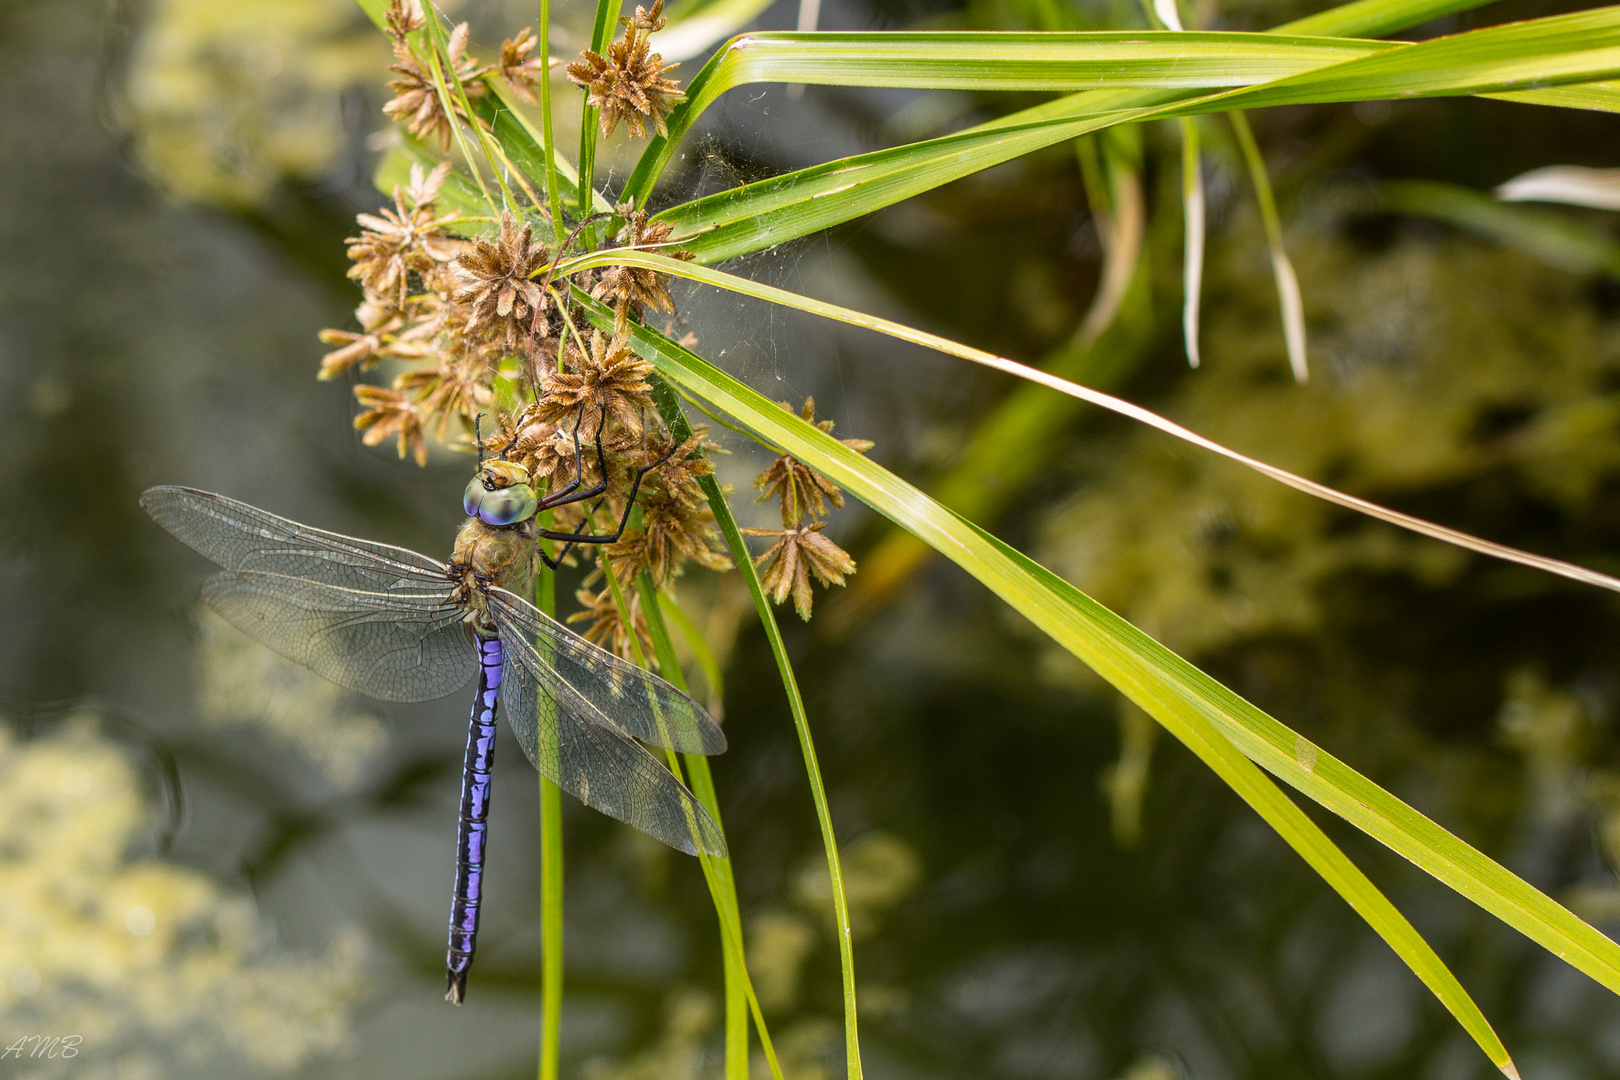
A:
[
  {"xmin": 536, "ymin": 513, "xmax": 595, "ymax": 570},
  {"xmin": 532, "ymin": 408, "xmax": 592, "ymax": 510},
  {"xmin": 535, "ymin": 404, "xmax": 614, "ymax": 512},
  {"xmin": 533, "ymin": 436, "xmax": 679, "ymax": 551}
]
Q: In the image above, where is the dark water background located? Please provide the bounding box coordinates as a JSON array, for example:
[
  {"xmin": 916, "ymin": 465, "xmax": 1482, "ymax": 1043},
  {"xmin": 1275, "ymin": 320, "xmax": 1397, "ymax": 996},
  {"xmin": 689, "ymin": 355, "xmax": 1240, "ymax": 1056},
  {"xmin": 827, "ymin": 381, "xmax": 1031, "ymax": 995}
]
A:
[{"xmin": 5, "ymin": 0, "xmax": 1620, "ymax": 1076}]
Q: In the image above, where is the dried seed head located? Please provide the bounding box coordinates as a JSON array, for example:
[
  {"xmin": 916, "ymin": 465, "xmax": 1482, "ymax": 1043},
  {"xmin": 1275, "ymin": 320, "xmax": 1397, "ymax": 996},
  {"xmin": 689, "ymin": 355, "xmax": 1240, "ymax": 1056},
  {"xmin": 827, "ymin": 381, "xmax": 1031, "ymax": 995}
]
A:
[
  {"xmin": 536, "ymin": 331, "xmax": 655, "ymax": 435},
  {"xmin": 567, "ymin": 587, "xmax": 653, "ymax": 662},
  {"xmin": 396, "ymin": 350, "xmax": 495, "ymax": 442},
  {"xmin": 743, "ymin": 522, "xmax": 857, "ymax": 620},
  {"xmin": 385, "ymin": 0, "xmax": 425, "ymax": 41},
  {"xmin": 565, "ymin": 0, "xmax": 686, "ymax": 141},
  {"xmin": 383, "ymin": 26, "xmax": 489, "ymax": 152},
  {"xmin": 593, "ymin": 210, "xmax": 691, "ymax": 331},
  {"xmin": 627, "ymin": 1, "xmax": 670, "ymax": 32},
  {"xmin": 605, "ymin": 446, "xmax": 732, "ymax": 586},
  {"xmin": 449, "ymin": 211, "xmax": 551, "ymax": 351},
  {"xmin": 353, "ymin": 385, "xmax": 427, "ymax": 466},
  {"xmin": 754, "ymin": 398, "xmax": 872, "ymax": 526},
  {"xmin": 345, "ymin": 162, "xmax": 462, "ymax": 312},
  {"xmin": 499, "ymin": 27, "xmax": 555, "ymax": 104}
]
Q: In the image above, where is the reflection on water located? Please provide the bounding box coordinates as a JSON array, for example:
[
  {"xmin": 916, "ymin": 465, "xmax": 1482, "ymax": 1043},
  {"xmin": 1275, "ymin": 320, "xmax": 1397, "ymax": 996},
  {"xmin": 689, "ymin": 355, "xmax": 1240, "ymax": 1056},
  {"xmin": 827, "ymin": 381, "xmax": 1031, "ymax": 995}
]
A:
[
  {"xmin": 0, "ymin": 719, "xmax": 364, "ymax": 1077},
  {"xmin": 196, "ymin": 608, "xmax": 387, "ymax": 791}
]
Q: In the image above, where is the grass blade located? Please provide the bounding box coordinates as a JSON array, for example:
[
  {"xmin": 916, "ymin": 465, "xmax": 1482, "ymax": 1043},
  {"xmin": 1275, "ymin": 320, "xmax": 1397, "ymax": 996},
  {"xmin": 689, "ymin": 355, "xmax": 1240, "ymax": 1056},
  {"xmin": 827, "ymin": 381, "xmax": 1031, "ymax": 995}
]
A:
[
  {"xmin": 537, "ymin": 0, "xmax": 566, "ymax": 238},
  {"xmin": 1180, "ymin": 116, "xmax": 1205, "ymax": 367},
  {"xmin": 626, "ymin": 31, "xmax": 1390, "ymax": 204},
  {"xmin": 577, "ymin": 300, "xmax": 868, "ymax": 1080},
  {"xmin": 1074, "ymin": 129, "xmax": 1145, "ymax": 347},
  {"xmin": 563, "ymin": 254, "xmax": 1620, "ymax": 1015},
  {"xmin": 657, "ymin": 589, "xmax": 726, "ymax": 707},
  {"xmin": 645, "ymin": 11, "xmax": 1620, "ymax": 260},
  {"xmin": 1229, "ymin": 112, "xmax": 1307, "ymax": 381},
  {"xmin": 564, "ymin": 247, "xmax": 1620, "ymax": 596},
  {"xmin": 610, "ymin": 314, "xmax": 1522, "ymax": 1077},
  {"xmin": 577, "ymin": 0, "xmax": 620, "ymax": 217},
  {"xmin": 536, "ymin": 546, "xmax": 563, "ymax": 1080},
  {"xmin": 634, "ymin": 577, "xmax": 748, "ymax": 1080},
  {"xmin": 831, "ymin": 260, "xmax": 1158, "ymax": 627},
  {"xmin": 1375, "ymin": 178, "xmax": 1620, "ymax": 277}
]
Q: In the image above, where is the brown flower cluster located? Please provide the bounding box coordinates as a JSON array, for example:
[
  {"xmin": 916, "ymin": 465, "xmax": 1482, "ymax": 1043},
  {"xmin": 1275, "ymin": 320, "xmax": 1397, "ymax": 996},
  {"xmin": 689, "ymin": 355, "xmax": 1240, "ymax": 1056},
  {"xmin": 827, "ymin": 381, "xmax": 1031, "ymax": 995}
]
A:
[
  {"xmin": 384, "ymin": 20, "xmax": 489, "ymax": 153},
  {"xmin": 592, "ymin": 209, "xmax": 694, "ymax": 334},
  {"xmin": 328, "ymin": 0, "xmax": 724, "ymax": 660},
  {"xmin": 745, "ymin": 399, "xmax": 872, "ymax": 620},
  {"xmin": 321, "ymin": 161, "xmax": 505, "ymax": 463},
  {"xmin": 566, "ymin": 1, "xmax": 687, "ymax": 140},
  {"xmin": 381, "ymin": 0, "xmax": 556, "ymax": 150}
]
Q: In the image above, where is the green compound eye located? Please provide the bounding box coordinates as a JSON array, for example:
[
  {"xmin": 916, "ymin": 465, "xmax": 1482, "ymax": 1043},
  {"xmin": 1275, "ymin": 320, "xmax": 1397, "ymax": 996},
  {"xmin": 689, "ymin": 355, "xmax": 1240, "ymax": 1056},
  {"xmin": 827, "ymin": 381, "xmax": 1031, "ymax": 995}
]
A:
[{"xmin": 464, "ymin": 476, "xmax": 538, "ymax": 526}]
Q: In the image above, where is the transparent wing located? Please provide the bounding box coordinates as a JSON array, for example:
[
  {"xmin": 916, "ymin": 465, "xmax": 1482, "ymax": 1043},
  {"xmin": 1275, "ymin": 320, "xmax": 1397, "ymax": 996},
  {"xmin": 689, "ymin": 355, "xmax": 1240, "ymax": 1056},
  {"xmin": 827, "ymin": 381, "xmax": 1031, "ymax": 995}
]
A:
[
  {"xmin": 142, "ymin": 486, "xmax": 455, "ymax": 597},
  {"xmin": 203, "ymin": 571, "xmax": 476, "ymax": 702},
  {"xmin": 487, "ymin": 588, "xmax": 726, "ymax": 755},
  {"xmin": 490, "ymin": 602, "xmax": 726, "ymax": 857},
  {"xmin": 142, "ymin": 485, "xmax": 475, "ymax": 703}
]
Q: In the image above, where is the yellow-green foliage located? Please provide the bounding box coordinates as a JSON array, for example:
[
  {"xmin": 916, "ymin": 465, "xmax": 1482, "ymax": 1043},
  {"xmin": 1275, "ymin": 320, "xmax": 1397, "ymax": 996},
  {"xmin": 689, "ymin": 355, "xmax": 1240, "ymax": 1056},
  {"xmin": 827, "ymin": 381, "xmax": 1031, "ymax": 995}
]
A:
[
  {"xmin": 0, "ymin": 718, "xmax": 364, "ymax": 1075},
  {"xmin": 1039, "ymin": 226, "xmax": 1620, "ymax": 660},
  {"xmin": 126, "ymin": 0, "xmax": 385, "ymax": 205}
]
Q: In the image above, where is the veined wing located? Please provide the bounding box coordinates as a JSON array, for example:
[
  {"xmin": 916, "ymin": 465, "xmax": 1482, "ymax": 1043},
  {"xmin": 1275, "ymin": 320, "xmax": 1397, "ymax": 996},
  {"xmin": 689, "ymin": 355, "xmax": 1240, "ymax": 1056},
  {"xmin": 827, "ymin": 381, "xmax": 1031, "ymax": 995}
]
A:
[
  {"xmin": 142, "ymin": 486, "xmax": 454, "ymax": 599},
  {"xmin": 142, "ymin": 486, "xmax": 475, "ymax": 702},
  {"xmin": 490, "ymin": 600, "xmax": 726, "ymax": 857},
  {"xmin": 203, "ymin": 571, "xmax": 476, "ymax": 702},
  {"xmin": 487, "ymin": 588, "xmax": 726, "ymax": 755}
]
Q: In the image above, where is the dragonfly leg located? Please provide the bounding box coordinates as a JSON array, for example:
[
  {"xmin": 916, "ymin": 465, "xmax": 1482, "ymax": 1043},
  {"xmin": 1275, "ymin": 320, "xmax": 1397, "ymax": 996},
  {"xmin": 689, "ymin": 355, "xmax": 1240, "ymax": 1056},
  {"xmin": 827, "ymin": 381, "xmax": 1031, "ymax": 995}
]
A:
[
  {"xmin": 446, "ymin": 637, "xmax": 503, "ymax": 1004},
  {"xmin": 535, "ymin": 404, "xmax": 612, "ymax": 512},
  {"xmin": 536, "ymin": 515, "xmax": 595, "ymax": 571},
  {"xmin": 532, "ymin": 435, "xmax": 679, "ymax": 551}
]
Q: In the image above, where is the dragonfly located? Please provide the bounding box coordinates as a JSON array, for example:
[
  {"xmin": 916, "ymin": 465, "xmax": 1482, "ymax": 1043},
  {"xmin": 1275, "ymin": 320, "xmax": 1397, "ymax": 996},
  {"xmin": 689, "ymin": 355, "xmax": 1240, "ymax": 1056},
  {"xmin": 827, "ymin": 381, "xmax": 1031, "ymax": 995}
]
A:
[{"xmin": 142, "ymin": 420, "xmax": 727, "ymax": 1004}]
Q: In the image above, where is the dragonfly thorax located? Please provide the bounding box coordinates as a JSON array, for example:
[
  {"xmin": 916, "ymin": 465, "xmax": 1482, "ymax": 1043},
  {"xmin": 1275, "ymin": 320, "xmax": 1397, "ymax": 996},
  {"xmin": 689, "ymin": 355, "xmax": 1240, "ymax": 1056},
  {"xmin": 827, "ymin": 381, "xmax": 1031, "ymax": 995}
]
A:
[{"xmin": 449, "ymin": 513, "xmax": 538, "ymax": 637}]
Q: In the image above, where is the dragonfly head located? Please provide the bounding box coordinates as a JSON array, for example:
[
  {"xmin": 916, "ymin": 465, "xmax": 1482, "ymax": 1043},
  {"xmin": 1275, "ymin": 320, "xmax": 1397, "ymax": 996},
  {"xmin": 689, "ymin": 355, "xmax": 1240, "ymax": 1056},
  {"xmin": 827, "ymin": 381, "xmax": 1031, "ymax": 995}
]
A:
[{"xmin": 464, "ymin": 461, "xmax": 538, "ymax": 527}]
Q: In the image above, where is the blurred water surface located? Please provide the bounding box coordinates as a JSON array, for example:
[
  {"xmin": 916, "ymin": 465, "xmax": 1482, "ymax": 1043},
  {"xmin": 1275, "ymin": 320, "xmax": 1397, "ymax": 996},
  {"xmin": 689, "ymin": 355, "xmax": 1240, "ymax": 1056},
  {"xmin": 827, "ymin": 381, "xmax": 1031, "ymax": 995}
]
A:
[{"xmin": 6, "ymin": 0, "xmax": 1620, "ymax": 1076}]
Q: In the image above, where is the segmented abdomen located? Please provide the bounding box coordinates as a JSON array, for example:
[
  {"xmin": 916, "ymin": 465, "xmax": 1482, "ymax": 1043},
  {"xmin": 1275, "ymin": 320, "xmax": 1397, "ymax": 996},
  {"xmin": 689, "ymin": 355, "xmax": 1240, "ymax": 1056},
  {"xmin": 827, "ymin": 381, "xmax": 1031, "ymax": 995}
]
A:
[{"xmin": 446, "ymin": 636, "xmax": 502, "ymax": 1004}]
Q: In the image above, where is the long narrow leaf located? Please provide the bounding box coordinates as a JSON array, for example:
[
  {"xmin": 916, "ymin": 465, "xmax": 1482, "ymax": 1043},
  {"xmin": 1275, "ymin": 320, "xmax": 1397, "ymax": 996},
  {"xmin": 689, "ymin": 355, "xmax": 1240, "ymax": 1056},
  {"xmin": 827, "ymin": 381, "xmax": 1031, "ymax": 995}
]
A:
[
  {"xmin": 560, "ymin": 252, "xmax": 1620, "ymax": 1016},
  {"xmin": 1229, "ymin": 111, "xmax": 1308, "ymax": 382},
  {"xmin": 1180, "ymin": 116, "xmax": 1205, "ymax": 367},
  {"xmin": 624, "ymin": 315, "xmax": 864, "ymax": 1080},
  {"xmin": 561, "ymin": 248, "xmax": 1620, "ymax": 596},
  {"xmin": 612, "ymin": 317, "xmax": 1519, "ymax": 1077},
  {"xmin": 626, "ymin": 31, "xmax": 1391, "ymax": 204},
  {"xmin": 641, "ymin": 10, "xmax": 1620, "ymax": 260}
]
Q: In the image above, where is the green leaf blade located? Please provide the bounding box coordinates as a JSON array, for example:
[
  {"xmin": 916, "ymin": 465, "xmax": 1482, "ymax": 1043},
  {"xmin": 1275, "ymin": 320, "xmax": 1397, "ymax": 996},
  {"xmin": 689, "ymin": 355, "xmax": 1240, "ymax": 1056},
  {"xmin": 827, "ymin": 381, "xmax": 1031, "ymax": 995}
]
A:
[{"xmin": 610, "ymin": 313, "xmax": 1520, "ymax": 1076}]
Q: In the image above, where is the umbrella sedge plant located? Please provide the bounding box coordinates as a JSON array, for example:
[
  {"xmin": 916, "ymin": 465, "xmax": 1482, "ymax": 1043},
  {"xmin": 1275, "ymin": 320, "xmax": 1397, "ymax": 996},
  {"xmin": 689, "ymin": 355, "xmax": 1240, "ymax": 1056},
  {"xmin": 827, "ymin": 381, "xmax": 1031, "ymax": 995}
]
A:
[{"xmin": 314, "ymin": 0, "xmax": 1620, "ymax": 1075}]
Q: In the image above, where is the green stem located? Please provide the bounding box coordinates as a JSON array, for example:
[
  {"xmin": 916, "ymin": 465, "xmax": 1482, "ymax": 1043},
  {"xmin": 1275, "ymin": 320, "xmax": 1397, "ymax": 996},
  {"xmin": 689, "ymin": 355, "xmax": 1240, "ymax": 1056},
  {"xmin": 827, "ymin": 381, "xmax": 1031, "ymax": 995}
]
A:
[
  {"xmin": 578, "ymin": 0, "xmax": 621, "ymax": 217},
  {"xmin": 656, "ymin": 589, "xmax": 725, "ymax": 707},
  {"xmin": 1228, "ymin": 110, "xmax": 1307, "ymax": 381},
  {"xmin": 537, "ymin": 541, "xmax": 563, "ymax": 1080},
  {"xmin": 575, "ymin": 296, "xmax": 860, "ymax": 1078},
  {"xmin": 421, "ymin": 10, "xmax": 515, "ymax": 210},
  {"xmin": 635, "ymin": 576, "xmax": 749, "ymax": 1080},
  {"xmin": 538, "ymin": 0, "xmax": 568, "ymax": 240},
  {"xmin": 539, "ymin": 781, "xmax": 563, "ymax": 1080},
  {"xmin": 420, "ymin": 26, "xmax": 496, "ymax": 211},
  {"xmin": 705, "ymin": 480, "xmax": 862, "ymax": 1079}
]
